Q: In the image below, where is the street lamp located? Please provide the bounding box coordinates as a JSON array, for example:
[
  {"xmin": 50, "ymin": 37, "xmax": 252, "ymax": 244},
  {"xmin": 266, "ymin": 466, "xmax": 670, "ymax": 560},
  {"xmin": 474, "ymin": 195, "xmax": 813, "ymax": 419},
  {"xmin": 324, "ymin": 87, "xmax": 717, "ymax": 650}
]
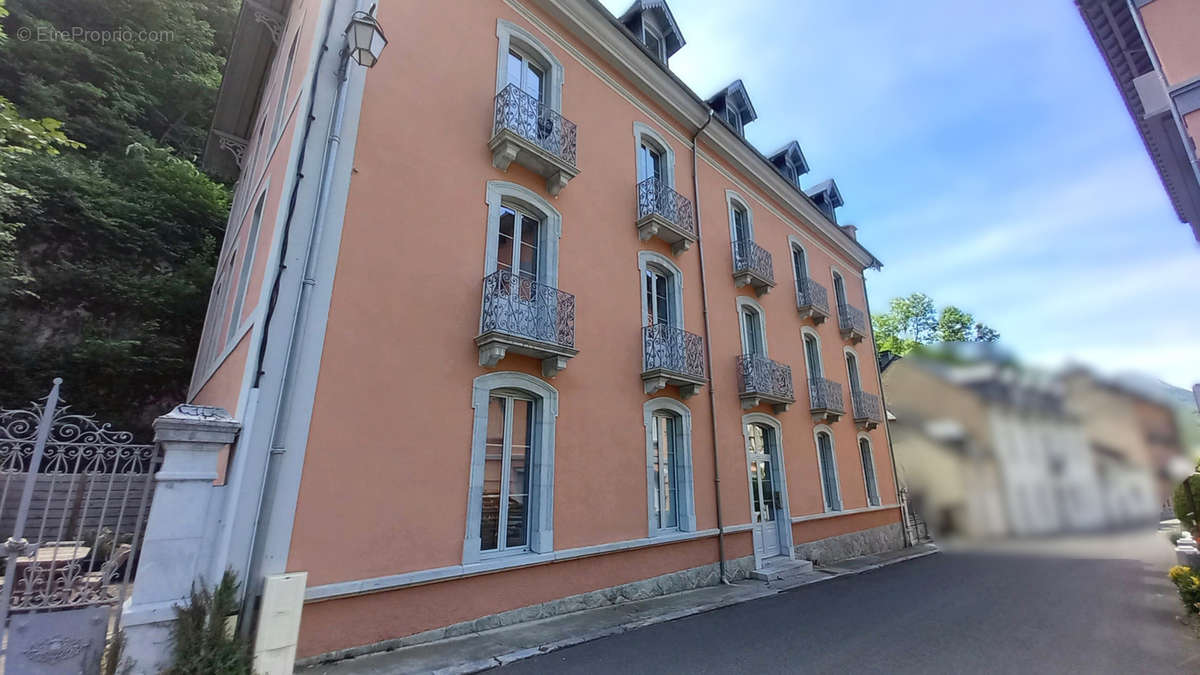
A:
[{"xmin": 347, "ymin": 11, "xmax": 387, "ymax": 68}]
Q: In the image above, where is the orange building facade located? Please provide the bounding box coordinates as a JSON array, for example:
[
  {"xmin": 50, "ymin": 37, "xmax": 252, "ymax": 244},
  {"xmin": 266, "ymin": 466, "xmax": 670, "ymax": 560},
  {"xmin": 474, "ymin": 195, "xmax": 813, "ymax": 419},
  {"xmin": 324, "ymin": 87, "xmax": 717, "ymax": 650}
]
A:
[{"xmin": 193, "ymin": 0, "xmax": 903, "ymax": 660}]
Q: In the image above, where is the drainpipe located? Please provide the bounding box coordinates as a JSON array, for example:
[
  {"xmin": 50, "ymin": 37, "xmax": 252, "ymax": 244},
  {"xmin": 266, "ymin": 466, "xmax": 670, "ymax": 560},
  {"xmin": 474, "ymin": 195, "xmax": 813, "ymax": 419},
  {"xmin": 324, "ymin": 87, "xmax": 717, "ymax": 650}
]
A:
[
  {"xmin": 862, "ymin": 289, "xmax": 907, "ymax": 545},
  {"xmin": 691, "ymin": 110, "xmax": 731, "ymax": 583}
]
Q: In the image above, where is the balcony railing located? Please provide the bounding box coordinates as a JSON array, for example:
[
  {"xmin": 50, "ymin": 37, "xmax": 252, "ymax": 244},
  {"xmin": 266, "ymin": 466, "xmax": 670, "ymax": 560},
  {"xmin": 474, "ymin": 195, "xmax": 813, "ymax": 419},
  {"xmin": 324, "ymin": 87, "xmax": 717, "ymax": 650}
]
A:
[
  {"xmin": 493, "ymin": 84, "xmax": 577, "ymax": 167},
  {"xmin": 837, "ymin": 302, "xmax": 867, "ymax": 343},
  {"xmin": 851, "ymin": 390, "xmax": 883, "ymax": 429},
  {"xmin": 477, "ymin": 270, "xmax": 577, "ymax": 377},
  {"xmin": 731, "ymin": 240, "xmax": 774, "ymax": 294},
  {"xmin": 796, "ymin": 277, "xmax": 830, "ymax": 323},
  {"xmin": 636, "ymin": 178, "xmax": 696, "ymax": 251},
  {"xmin": 808, "ymin": 377, "xmax": 845, "ymax": 422},
  {"xmin": 737, "ymin": 354, "xmax": 794, "ymax": 412},
  {"xmin": 642, "ymin": 324, "xmax": 706, "ymax": 397}
]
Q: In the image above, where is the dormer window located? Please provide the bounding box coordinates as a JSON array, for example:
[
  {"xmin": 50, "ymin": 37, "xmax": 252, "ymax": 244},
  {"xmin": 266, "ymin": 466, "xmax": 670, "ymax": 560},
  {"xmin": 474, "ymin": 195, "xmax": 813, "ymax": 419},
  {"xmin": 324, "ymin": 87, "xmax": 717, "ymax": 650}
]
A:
[
  {"xmin": 642, "ymin": 23, "xmax": 666, "ymax": 62},
  {"xmin": 804, "ymin": 178, "xmax": 845, "ymax": 223},
  {"xmin": 620, "ymin": 1, "xmax": 686, "ymax": 65},
  {"xmin": 769, "ymin": 141, "xmax": 809, "ymax": 188},
  {"xmin": 706, "ymin": 80, "xmax": 757, "ymax": 138}
]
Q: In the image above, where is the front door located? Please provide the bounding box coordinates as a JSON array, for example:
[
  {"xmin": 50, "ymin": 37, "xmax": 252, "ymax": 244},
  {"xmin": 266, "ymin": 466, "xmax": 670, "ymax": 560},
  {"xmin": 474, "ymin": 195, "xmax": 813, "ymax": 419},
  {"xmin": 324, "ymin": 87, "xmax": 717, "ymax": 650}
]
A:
[{"xmin": 747, "ymin": 423, "xmax": 783, "ymax": 559}]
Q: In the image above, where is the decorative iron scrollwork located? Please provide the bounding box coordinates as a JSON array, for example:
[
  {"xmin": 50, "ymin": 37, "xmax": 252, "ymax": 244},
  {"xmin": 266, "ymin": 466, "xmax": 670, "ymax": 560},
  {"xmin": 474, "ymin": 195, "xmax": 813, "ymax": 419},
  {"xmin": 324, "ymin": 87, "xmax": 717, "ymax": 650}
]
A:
[
  {"xmin": 809, "ymin": 377, "xmax": 845, "ymax": 413},
  {"xmin": 636, "ymin": 177, "xmax": 695, "ymax": 235},
  {"xmin": 643, "ymin": 324, "xmax": 705, "ymax": 379},
  {"xmin": 492, "ymin": 84, "xmax": 578, "ymax": 167},
  {"xmin": 838, "ymin": 302, "xmax": 867, "ymax": 336},
  {"xmin": 732, "ymin": 240, "xmax": 774, "ymax": 283},
  {"xmin": 737, "ymin": 354, "xmax": 794, "ymax": 400},
  {"xmin": 480, "ymin": 270, "xmax": 575, "ymax": 348},
  {"xmin": 852, "ymin": 390, "xmax": 882, "ymax": 422},
  {"xmin": 796, "ymin": 277, "xmax": 829, "ymax": 315}
]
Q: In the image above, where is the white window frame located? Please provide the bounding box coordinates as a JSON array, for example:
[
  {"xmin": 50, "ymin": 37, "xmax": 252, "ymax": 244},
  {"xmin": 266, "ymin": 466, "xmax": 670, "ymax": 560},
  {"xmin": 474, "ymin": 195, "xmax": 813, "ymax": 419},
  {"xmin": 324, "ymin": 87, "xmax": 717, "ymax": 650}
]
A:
[
  {"xmin": 725, "ymin": 190, "xmax": 754, "ymax": 244},
  {"xmin": 272, "ymin": 29, "xmax": 300, "ymax": 145},
  {"xmin": 227, "ymin": 187, "xmax": 268, "ymax": 345},
  {"xmin": 641, "ymin": 20, "xmax": 667, "ymax": 62},
  {"xmin": 858, "ymin": 433, "xmax": 882, "ymax": 507},
  {"xmin": 484, "ymin": 181, "xmax": 562, "ymax": 289},
  {"xmin": 831, "ymin": 267, "xmax": 849, "ymax": 309},
  {"xmin": 844, "ymin": 347, "xmax": 862, "ymax": 396},
  {"xmin": 735, "ymin": 296, "xmax": 769, "ymax": 356},
  {"xmin": 643, "ymin": 397, "xmax": 697, "ymax": 535},
  {"xmin": 813, "ymin": 425, "xmax": 843, "ymax": 512},
  {"xmin": 637, "ymin": 251, "xmax": 684, "ymax": 328},
  {"xmin": 632, "ymin": 122, "xmax": 675, "ymax": 187},
  {"xmin": 787, "ymin": 235, "xmax": 809, "ymax": 285},
  {"xmin": 496, "ymin": 19, "xmax": 564, "ymax": 113},
  {"xmin": 801, "ymin": 327, "xmax": 823, "ymax": 381},
  {"xmin": 740, "ymin": 412, "xmax": 796, "ymax": 565},
  {"xmin": 465, "ymin": 372, "xmax": 558, "ymax": 564}
]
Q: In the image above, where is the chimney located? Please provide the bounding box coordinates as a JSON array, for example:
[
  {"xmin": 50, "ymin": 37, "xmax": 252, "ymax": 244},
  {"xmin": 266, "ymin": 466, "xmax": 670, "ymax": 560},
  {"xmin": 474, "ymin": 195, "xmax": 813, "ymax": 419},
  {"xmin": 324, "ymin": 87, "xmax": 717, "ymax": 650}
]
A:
[{"xmin": 840, "ymin": 224, "xmax": 857, "ymax": 240}]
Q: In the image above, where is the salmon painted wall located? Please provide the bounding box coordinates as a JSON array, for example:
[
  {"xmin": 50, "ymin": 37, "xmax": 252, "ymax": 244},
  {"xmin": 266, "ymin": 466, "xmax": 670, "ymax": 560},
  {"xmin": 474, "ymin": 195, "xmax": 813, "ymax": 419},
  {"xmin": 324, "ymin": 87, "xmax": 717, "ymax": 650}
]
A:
[
  {"xmin": 1141, "ymin": 0, "xmax": 1200, "ymax": 86},
  {"xmin": 282, "ymin": 0, "xmax": 898, "ymax": 654},
  {"xmin": 187, "ymin": 0, "xmax": 324, "ymax": 411}
]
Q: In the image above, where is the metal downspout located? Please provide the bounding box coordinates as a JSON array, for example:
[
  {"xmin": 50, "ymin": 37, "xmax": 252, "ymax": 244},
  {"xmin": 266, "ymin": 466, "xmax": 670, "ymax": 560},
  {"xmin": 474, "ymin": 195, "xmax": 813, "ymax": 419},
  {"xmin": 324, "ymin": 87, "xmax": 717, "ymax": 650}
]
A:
[
  {"xmin": 862, "ymin": 289, "xmax": 907, "ymax": 545},
  {"xmin": 691, "ymin": 111, "xmax": 730, "ymax": 582}
]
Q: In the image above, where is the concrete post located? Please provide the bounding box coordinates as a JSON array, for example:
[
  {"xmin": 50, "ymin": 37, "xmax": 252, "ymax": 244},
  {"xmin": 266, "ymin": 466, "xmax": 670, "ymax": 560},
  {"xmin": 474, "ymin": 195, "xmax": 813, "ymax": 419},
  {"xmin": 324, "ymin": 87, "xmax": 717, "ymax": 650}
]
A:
[
  {"xmin": 1177, "ymin": 531, "xmax": 1199, "ymax": 566},
  {"xmin": 121, "ymin": 404, "xmax": 241, "ymax": 674}
]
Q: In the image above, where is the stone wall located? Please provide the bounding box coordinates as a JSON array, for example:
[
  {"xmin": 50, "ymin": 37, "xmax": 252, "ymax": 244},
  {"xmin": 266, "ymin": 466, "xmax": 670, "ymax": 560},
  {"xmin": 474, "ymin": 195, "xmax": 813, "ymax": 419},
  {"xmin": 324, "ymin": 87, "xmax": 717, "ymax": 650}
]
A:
[
  {"xmin": 299, "ymin": 554, "xmax": 759, "ymax": 666},
  {"xmin": 793, "ymin": 522, "xmax": 905, "ymax": 565}
]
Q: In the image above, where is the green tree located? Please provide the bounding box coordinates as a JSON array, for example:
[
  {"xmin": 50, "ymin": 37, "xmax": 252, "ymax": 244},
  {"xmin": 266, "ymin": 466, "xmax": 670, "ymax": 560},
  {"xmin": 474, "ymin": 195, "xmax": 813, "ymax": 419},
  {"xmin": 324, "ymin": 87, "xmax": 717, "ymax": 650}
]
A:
[
  {"xmin": 936, "ymin": 305, "xmax": 975, "ymax": 342},
  {"xmin": 0, "ymin": 0, "xmax": 237, "ymax": 435},
  {"xmin": 872, "ymin": 292, "xmax": 1001, "ymax": 356}
]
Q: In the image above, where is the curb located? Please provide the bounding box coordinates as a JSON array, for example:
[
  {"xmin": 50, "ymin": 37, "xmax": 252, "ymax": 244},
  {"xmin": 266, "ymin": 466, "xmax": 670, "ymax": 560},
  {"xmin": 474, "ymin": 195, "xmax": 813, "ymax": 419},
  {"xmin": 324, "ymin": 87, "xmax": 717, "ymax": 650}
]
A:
[{"xmin": 426, "ymin": 545, "xmax": 940, "ymax": 674}]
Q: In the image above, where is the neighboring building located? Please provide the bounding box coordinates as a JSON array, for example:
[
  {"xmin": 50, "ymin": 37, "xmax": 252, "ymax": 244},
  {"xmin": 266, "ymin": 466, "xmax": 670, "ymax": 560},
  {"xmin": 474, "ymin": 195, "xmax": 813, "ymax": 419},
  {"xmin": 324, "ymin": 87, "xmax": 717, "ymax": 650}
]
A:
[
  {"xmin": 882, "ymin": 354, "xmax": 1107, "ymax": 538},
  {"xmin": 167, "ymin": 0, "xmax": 902, "ymax": 664},
  {"xmin": 1077, "ymin": 0, "xmax": 1200, "ymax": 241},
  {"xmin": 1062, "ymin": 368, "xmax": 1186, "ymax": 521}
]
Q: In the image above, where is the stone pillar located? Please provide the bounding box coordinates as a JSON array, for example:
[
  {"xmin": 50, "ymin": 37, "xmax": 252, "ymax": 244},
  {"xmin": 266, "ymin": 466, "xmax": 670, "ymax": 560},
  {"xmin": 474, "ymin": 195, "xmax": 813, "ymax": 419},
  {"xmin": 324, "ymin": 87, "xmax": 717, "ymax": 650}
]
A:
[
  {"xmin": 1177, "ymin": 531, "xmax": 1200, "ymax": 567},
  {"xmin": 121, "ymin": 404, "xmax": 241, "ymax": 674}
]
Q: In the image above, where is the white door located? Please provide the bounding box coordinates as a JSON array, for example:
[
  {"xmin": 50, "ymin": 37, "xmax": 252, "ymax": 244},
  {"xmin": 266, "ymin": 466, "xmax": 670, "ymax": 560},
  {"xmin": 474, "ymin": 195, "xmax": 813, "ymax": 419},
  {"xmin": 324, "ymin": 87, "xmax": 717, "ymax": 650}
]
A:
[{"xmin": 747, "ymin": 423, "xmax": 783, "ymax": 559}]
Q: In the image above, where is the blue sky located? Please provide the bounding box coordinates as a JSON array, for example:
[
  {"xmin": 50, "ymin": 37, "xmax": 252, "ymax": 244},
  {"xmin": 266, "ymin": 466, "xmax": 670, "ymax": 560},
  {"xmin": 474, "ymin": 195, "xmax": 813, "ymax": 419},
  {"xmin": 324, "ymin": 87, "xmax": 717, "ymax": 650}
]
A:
[{"xmin": 599, "ymin": 0, "xmax": 1200, "ymax": 388}]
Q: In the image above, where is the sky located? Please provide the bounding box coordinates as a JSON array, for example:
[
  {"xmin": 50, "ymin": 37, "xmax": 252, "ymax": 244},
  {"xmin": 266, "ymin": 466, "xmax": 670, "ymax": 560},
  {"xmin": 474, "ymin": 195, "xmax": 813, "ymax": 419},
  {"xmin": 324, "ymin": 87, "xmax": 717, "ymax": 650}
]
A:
[{"xmin": 599, "ymin": 0, "xmax": 1200, "ymax": 389}]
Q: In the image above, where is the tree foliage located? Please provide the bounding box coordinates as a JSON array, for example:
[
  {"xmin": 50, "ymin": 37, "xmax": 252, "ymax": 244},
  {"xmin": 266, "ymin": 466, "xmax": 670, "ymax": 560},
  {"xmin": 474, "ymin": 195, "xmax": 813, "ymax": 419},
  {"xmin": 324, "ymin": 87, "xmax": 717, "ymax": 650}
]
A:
[
  {"xmin": 0, "ymin": 0, "xmax": 237, "ymax": 435},
  {"xmin": 872, "ymin": 292, "xmax": 1001, "ymax": 356}
]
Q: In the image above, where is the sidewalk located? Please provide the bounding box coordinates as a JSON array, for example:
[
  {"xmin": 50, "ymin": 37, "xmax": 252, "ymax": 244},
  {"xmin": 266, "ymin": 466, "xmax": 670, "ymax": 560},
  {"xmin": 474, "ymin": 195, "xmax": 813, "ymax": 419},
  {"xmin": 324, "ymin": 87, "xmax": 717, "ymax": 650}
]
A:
[{"xmin": 297, "ymin": 543, "xmax": 938, "ymax": 675}]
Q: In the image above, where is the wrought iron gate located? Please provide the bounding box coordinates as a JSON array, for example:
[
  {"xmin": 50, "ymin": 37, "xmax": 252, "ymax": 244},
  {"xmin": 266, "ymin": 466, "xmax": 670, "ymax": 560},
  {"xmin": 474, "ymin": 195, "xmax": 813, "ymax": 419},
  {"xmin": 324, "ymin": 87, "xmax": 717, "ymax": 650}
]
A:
[{"xmin": 0, "ymin": 379, "xmax": 158, "ymax": 674}]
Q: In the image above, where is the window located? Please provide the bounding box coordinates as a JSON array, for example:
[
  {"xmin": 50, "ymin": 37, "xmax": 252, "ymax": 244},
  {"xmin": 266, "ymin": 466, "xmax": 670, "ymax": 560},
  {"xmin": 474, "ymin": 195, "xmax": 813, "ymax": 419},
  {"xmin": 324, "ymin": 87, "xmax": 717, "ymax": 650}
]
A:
[
  {"xmin": 633, "ymin": 123, "xmax": 675, "ymax": 189},
  {"xmin": 644, "ymin": 398, "xmax": 696, "ymax": 534},
  {"xmin": 496, "ymin": 20, "xmax": 564, "ymax": 112},
  {"xmin": 466, "ymin": 372, "xmax": 558, "ymax": 562},
  {"xmin": 860, "ymin": 437, "xmax": 881, "ymax": 507},
  {"xmin": 731, "ymin": 204, "xmax": 750, "ymax": 243},
  {"xmin": 816, "ymin": 430, "xmax": 842, "ymax": 511},
  {"xmin": 272, "ymin": 31, "xmax": 299, "ymax": 144},
  {"xmin": 725, "ymin": 106, "xmax": 743, "ymax": 135},
  {"xmin": 645, "ymin": 266, "xmax": 673, "ymax": 326},
  {"xmin": 227, "ymin": 191, "xmax": 267, "ymax": 344},
  {"xmin": 480, "ymin": 392, "xmax": 533, "ymax": 553},
  {"xmin": 832, "ymin": 270, "xmax": 848, "ymax": 308},
  {"xmin": 642, "ymin": 23, "xmax": 666, "ymax": 62},
  {"xmin": 803, "ymin": 332, "xmax": 822, "ymax": 379},
  {"xmin": 638, "ymin": 140, "xmax": 665, "ymax": 183},
  {"xmin": 845, "ymin": 351, "xmax": 862, "ymax": 396},
  {"xmin": 485, "ymin": 181, "xmax": 562, "ymax": 288},
  {"xmin": 791, "ymin": 245, "xmax": 808, "ymax": 284},
  {"xmin": 737, "ymin": 299, "xmax": 767, "ymax": 356}
]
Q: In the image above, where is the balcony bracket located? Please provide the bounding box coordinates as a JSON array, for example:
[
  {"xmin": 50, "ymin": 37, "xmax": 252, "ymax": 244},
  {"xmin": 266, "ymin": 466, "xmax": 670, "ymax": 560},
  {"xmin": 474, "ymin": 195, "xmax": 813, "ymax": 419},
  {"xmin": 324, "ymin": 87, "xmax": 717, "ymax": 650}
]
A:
[
  {"xmin": 642, "ymin": 369, "xmax": 705, "ymax": 399},
  {"xmin": 733, "ymin": 272, "xmax": 773, "ymax": 296},
  {"xmin": 811, "ymin": 410, "xmax": 843, "ymax": 424},
  {"xmin": 841, "ymin": 330, "xmax": 865, "ymax": 346},
  {"xmin": 855, "ymin": 418, "xmax": 879, "ymax": 431},
  {"xmin": 478, "ymin": 342, "xmax": 508, "ymax": 368},
  {"xmin": 487, "ymin": 128, "xmax": 580, "ymax": 195},
  {"xmin": 475, "ymin": 331, "xmax": 578, "ymax": 377},
  {"xmin": 542, "ymin": 355, "xmax": 569, "ymax": 378},
  {"xmin": 636, "ymin": 213, "xmax": 695, "ymax": 256},
  {"xmin": 797, "ymin": 306, "xmax": 828, "ymax": 325}
]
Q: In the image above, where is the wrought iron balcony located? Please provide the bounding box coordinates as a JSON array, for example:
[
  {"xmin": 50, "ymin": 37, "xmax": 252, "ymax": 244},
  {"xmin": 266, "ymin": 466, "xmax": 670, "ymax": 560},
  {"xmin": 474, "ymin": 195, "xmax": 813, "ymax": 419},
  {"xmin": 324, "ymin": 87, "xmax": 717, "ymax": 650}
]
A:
[
  {"xmin": 737, "ymin": 354, "xmax": 794, "ymax": 412},
  {"xmin": 642, "ymin": 323, "xmax": 706, "ymax": 397},
  {"xmin": 488, "ymin": 84, "xmax": 580, "ymax": 195},
  {"xmin": 796, "ymin": 277, "xmax": 830, "ymax": 324},
  {"xmin": 635, "ymin": 177, "xmax": 696, "ymax": 254},
  {"xmin": 851, "ymin": 390, "xmax": 883, "ymax": 430},
  {"xmin": 838, "ymin": 302, "xmax": 867, "ymax": 344},
  {"xmin": 731, "ymin": 240, "xmax": 774, "ymax": 295},
  {"xmin": 808, "ymin": 377, "xmax": 845, "ymax": 424},
  {"xmin": 476, "ymin": 270, "xmax": 578, "ymax": 377}
]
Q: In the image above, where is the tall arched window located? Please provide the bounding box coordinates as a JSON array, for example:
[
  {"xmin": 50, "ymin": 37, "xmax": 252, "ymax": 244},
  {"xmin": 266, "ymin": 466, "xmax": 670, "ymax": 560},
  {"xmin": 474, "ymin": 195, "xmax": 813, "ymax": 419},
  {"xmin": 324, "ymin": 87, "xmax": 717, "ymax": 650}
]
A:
[
  {"xmin": 466, "ymin": 372, "xmax": 558, "ymax": 562},
  {"xmin": 484, "ymin": 181, "xmax": 562, "ymax": 288},
  {"xmin": 815, "ymin": 429, "xmax": 842, "ymax": 512},
  {"xmin": 832, "ymin": 269, "xmax": 848, "ymax": 309},
  {"xmin": 803, "ymin": 331, "xmax": 822, "ymax": 379},
  {"xmin": 859, "ymin": 436, "xmax": 881, "ymax": 507},
  {"xmin": 739, "ymin": 303, "xmax": 766, "ymax": 356},
  {"xmin": 496, "ymin": 20, "xmax": 564, "ymax": 112},
  {"xmin": 644, "ymin": 398, "xmax": 696, "ymax": 534},
  {"xmin": 845, "ymin": 350, "xmax": 862, "ymax": 396}
]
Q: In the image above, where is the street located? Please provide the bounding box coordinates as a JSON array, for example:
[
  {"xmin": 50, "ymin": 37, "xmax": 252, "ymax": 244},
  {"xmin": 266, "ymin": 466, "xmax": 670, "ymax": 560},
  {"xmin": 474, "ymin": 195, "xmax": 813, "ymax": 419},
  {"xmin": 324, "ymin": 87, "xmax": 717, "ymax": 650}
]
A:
[{"xmin": 499, "ymin": 530, "xmax": 1197, "ymax": 674}]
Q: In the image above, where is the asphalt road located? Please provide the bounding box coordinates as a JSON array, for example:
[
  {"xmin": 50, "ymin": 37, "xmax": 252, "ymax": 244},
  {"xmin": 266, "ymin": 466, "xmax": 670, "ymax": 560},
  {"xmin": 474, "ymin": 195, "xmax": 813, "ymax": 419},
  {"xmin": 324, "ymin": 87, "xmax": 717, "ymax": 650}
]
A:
[{"xmin": 499, "ymin": 530, "xmax": 1198, "ymax": 674}]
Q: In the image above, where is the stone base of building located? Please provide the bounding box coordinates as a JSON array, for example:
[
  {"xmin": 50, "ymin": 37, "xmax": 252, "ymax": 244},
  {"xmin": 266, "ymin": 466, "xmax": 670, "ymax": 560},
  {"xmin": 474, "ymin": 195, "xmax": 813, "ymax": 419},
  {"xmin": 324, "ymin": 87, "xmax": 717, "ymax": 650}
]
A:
[
  {"xmin": 297, "ymin": 553, "xmax": 759, "ymax": 667},
  {"xmin": 793, "ymin": 522, "xmax": 905, "ymax": 565}
]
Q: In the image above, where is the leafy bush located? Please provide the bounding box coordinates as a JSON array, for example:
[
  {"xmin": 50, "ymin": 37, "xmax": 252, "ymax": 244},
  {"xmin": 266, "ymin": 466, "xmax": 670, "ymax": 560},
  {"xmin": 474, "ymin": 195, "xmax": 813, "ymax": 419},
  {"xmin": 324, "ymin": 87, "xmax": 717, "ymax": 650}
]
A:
[
  {"xmin": 165, "ymin": 570, "xmax": 252, "ymax": 675},
  {"xmin": 1175, "ymin": 479, "xmax": 1200, "ymax": 532},
  {"xmin": 1169, "ymin": 566, "xmax": 1200, "ymax": 614}
]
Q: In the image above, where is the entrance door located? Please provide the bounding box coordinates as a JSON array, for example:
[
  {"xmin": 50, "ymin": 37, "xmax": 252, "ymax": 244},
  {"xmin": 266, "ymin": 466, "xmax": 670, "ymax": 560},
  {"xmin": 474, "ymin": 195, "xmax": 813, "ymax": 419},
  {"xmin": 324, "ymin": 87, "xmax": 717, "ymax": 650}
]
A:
[{"xmin": 747, "ymin": 423, "xmax": 783, "ymax": 559}]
